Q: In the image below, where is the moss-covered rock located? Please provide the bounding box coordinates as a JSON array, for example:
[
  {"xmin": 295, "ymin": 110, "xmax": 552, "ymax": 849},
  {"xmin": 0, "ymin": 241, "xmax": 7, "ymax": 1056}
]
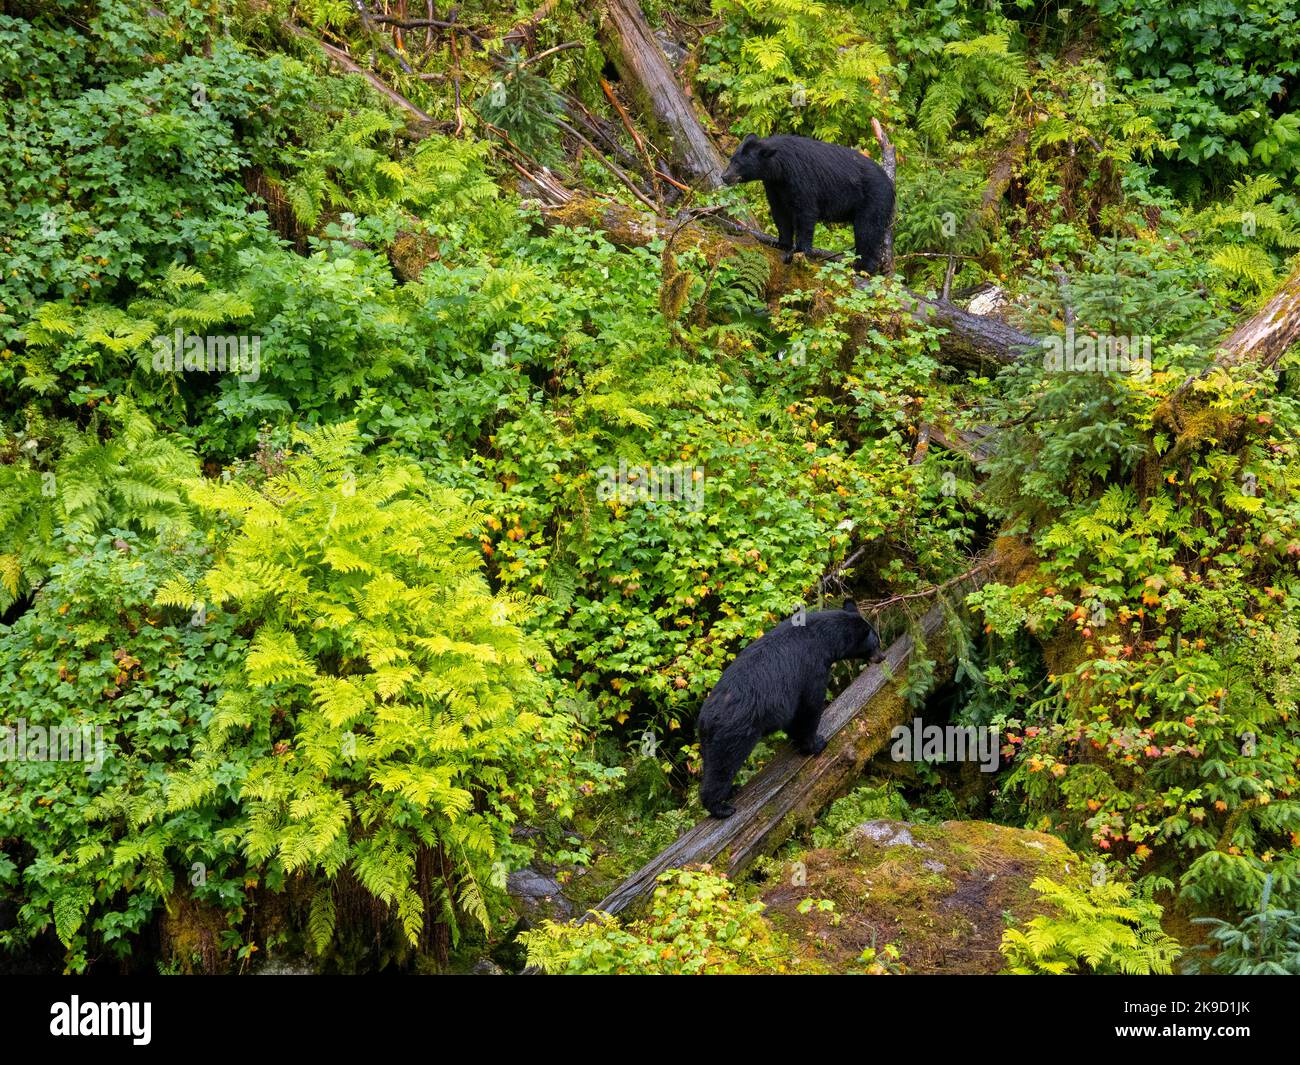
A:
[
  {"xmin": 760, "ymin": 818, "xmax": 1080, "ymax": 974},
  {"xmin": 387, "ymin": 224, "xmax": 442, "ymax": 282}
]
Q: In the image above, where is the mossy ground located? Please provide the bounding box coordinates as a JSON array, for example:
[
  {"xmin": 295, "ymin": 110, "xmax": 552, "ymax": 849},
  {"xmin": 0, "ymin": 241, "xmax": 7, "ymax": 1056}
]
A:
[{"xmin": 758, "ymin": 818, "xmax": 1078, "ymax": 974}]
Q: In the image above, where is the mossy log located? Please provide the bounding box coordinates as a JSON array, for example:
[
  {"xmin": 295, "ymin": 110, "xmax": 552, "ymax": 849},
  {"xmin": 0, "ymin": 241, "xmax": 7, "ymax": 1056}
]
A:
[
  {"xmin": 537, "ymin": 194, "xmax": 1040, "ymax": 374},
  {"xmin": 591, "ymin": 567, "xmax": 995, "ymax": 918},
  {"xmin": 1160, "ymin": 262, "xmax": 1300, "ymax": 435}
]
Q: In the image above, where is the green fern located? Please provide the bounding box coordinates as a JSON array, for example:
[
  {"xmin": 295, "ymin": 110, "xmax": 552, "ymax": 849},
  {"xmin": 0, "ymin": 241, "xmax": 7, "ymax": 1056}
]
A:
[
  {"xmin": 162, "ymin": 422, "xmax": 584, "ymax": 952},
  {"xmin": 918, "ymin": 34, "xmax": 1028, "ymax": 143},
  {"xmin": 1001, "ymin": 876, "xmax": 1182, "ymax": 975},
  {"xmin": 0, "ymin": 400, "xmax": 195, "ymax": 609}
]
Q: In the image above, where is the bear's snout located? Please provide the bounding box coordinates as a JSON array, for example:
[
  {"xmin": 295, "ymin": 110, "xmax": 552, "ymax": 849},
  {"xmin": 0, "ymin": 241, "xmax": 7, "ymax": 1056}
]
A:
[{"xmin": 720, "ymin": 168, "xmax": 742, "ymax": 186}]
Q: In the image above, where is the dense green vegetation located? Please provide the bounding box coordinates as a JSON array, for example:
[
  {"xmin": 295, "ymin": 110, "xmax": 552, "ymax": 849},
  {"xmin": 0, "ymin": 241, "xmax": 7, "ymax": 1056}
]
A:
[{"xmin": 1, "ymin": 0, "xmax": 1297, "ymax": 975}]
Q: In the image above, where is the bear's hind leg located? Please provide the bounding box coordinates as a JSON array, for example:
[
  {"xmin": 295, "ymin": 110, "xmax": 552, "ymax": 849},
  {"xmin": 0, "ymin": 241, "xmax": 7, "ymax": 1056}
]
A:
[
  {"xmin": 700, "ymin": 728, "xmax": 759, "ymax": 819},
  {"xmin": 853, "ymin": 204, "xmax": 889, "ymax": 274},
  {"xmin": 788, "ymin": 674, "xmax": 830, "ymax": 757}
]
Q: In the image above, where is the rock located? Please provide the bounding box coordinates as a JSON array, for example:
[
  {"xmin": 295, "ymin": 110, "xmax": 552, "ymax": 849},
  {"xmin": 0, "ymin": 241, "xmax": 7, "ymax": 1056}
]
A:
[
  {"xmin": 508, "ymin": 868, "xmax": 562, "ymax": 898},
  {"xmin": 763, "ymin": 819, "xmax": 1078, "ymax": 974},
  {"xmin": 255, "ymin": 956, "xmax": 317, "ymax": 976},
  {"xmin": 471, "ymin": 958, "xmax": 506, "ymax": 975},
  {"xmin": 507, "ymin": 868, "xmax": 573, "ymax": 922},
  {"xmin": 849, "ymin": 819, "xmax": 930, "ymax": 850}
]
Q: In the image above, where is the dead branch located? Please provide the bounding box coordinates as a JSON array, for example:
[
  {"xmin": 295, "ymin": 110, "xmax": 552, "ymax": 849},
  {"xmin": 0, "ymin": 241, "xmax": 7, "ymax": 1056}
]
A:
[
  {"xmin": 871, "ymin": 117, "xmax": 897, "ymax": 275},
  {"xmin": 351, "ymin": 0, "xmax": 414, "ymax": 74},
  {"xmin": 282, "ymin": 21, "xmax": 433, "ymax": 124}
]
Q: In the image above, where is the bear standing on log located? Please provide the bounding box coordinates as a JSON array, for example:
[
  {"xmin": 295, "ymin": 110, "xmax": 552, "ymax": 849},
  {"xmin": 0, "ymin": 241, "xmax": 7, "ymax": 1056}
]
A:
[
  {"xmin": 697, "ymin": 601, "xmax": 885, "ymax": 819},
  {"xmin": 720, "ymin": 134, "xmax": 895, "ymax": 274}
]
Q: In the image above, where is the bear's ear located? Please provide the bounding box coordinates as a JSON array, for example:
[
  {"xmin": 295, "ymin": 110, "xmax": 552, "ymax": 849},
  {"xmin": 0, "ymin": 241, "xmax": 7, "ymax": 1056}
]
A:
[
  {"xmin": 739, "ymin": 133, "xmax": 758, "ymax": 149},
  {"xmin": 842, "ymin": 599, "xmax": 860, "ymax": 615}
]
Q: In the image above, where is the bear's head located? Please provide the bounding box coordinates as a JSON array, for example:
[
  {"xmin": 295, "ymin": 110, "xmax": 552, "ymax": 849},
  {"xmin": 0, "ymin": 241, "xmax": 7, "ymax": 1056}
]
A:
[
  {"xmin": 720, "ymin": 134, "xmax": 774, "ymax": 186},
  {"xmin": 843, "ymin": 600, "xmax": 886, "ymax": 663}
]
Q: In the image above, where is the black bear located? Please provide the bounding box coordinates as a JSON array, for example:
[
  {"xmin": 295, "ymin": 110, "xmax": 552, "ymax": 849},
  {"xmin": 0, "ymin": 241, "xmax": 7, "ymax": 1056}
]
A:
[
  {"xmin": 720, "ymin": 133, "xmax": 895, "ymax": 274},
  {"xmin": 698, "ymin": 601, "xmax": 885, "ymax": 818}
]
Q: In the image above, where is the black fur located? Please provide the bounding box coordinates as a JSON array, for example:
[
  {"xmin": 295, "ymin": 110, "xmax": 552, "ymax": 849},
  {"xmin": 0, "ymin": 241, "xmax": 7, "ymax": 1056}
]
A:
[
  {"xmin": 720, "ymin": 133, "xmax": 895, "ymax": 274},
  {"xmin": 697, "ymin": 601, "xmax": 885, "ymax": 818}
]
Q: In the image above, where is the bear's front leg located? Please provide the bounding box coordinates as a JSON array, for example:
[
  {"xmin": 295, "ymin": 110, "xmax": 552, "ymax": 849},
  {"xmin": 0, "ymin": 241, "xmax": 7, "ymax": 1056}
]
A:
[
  {"xmin": 775, "ymin": 210, "xmax": 794, "ymax": 259},
  {"xmin": 774, "ymin": 217, "xmax": 795, "ymax": 258},
  {"xmin": 854, "ymin": 204, "xmax": 891, "ymax": 275},
  {"xmin": 796, "ymin": 734, "xmax": 828, "ymax": 756},
  {"xmin": 763, "ymin": 182, "xmax": 794, "ymax": 257},
  {"xmin": 788, "ymin": 208, "xmax": 817, "ymax": 265}
]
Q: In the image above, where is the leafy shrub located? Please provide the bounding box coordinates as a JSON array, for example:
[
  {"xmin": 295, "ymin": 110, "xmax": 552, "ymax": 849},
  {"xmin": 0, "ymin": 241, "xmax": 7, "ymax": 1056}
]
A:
[
  {"xmin": 0, "ymin": 421, "xmax": 611, "ymax": 971},
  {"xmin": 973, "ymin": 354, "xmax": 1300, "ymax": 914},
  {"xmin": 0, "ymin": 20, "xmax": 327, "ymax": 334},
  {"xmin": 0, "ymin": 531, "xmax": 242, "ymax": 973},
  {"xmin": 520, "ymin": 867, "xmax": 796, "ymax": 973},
  {"xmin": 914, "ymin": 32, "xmax": 1027, "ymax": 144},
  {"xmin": 697, "ymin": 0, "xmax": 894, "ymax": 144},
  {"xmin": 1098, "ymin": 0, "xmax": 1300, "ymax": 187},
  {"xmin": 0, "ymin": 399, "xmax": 196, "ymax": 611}
]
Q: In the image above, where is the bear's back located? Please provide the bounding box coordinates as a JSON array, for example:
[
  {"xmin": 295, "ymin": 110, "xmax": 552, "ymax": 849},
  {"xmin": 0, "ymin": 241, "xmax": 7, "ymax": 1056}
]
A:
[
  {"xmin": 765, "ymin": 135, "xmax": 880, "ymax": 182},
  {"xmin": 761, "ymin": 135, "xmax": 890, "ymax": 223}
]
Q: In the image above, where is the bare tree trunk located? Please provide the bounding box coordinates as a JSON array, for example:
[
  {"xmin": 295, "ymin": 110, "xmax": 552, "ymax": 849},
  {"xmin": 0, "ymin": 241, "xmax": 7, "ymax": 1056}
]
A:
[
  {"xmin": 1219, "ymin": 264, "xmax": 1300, "ymax": 370},
  {"xmin": 599, "ymin": 0, "xmax": 726, "ymax": 187},
  {"xmin": 871, "ymin": 118, "xmax": 896, "ymax": 276}
]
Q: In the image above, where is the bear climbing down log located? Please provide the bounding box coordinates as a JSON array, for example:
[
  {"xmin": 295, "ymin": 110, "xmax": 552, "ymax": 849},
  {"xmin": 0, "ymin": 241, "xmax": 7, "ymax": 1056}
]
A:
[
  {"xmin": 721, "ymin": 134, "xmax": 896, "ymax": 274},
  {"xmin": 698, "ymin": 600, "xmax": 885, "ymax": 819},
  {"xmin": 591, "ymin": 579, "xmax": 994, "ymax": 919}
]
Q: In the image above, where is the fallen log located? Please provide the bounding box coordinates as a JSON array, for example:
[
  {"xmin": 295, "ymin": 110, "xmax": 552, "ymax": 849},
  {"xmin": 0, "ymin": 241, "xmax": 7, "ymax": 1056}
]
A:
[
  {"xmin": 591, "ymin": 565, "xmax": 995, "ymax": 918},
  {"xmin": 537, "ymin": 193, "xmax": 1041, "ymax": 371},
  {"xmin": 599, "ymin": 0, "xmax": 727, "ymax": 187},
  {"xmin": 1159, "ymin": 261, "xmax": 1300, "ymax": 436},
  {"xmin": 898, "ymin": 288, "xmax": 1039, "ymax": 371},
  {"xmin": 929, "ymin": 423, "xmax": 1000, "ymax": 463}
]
